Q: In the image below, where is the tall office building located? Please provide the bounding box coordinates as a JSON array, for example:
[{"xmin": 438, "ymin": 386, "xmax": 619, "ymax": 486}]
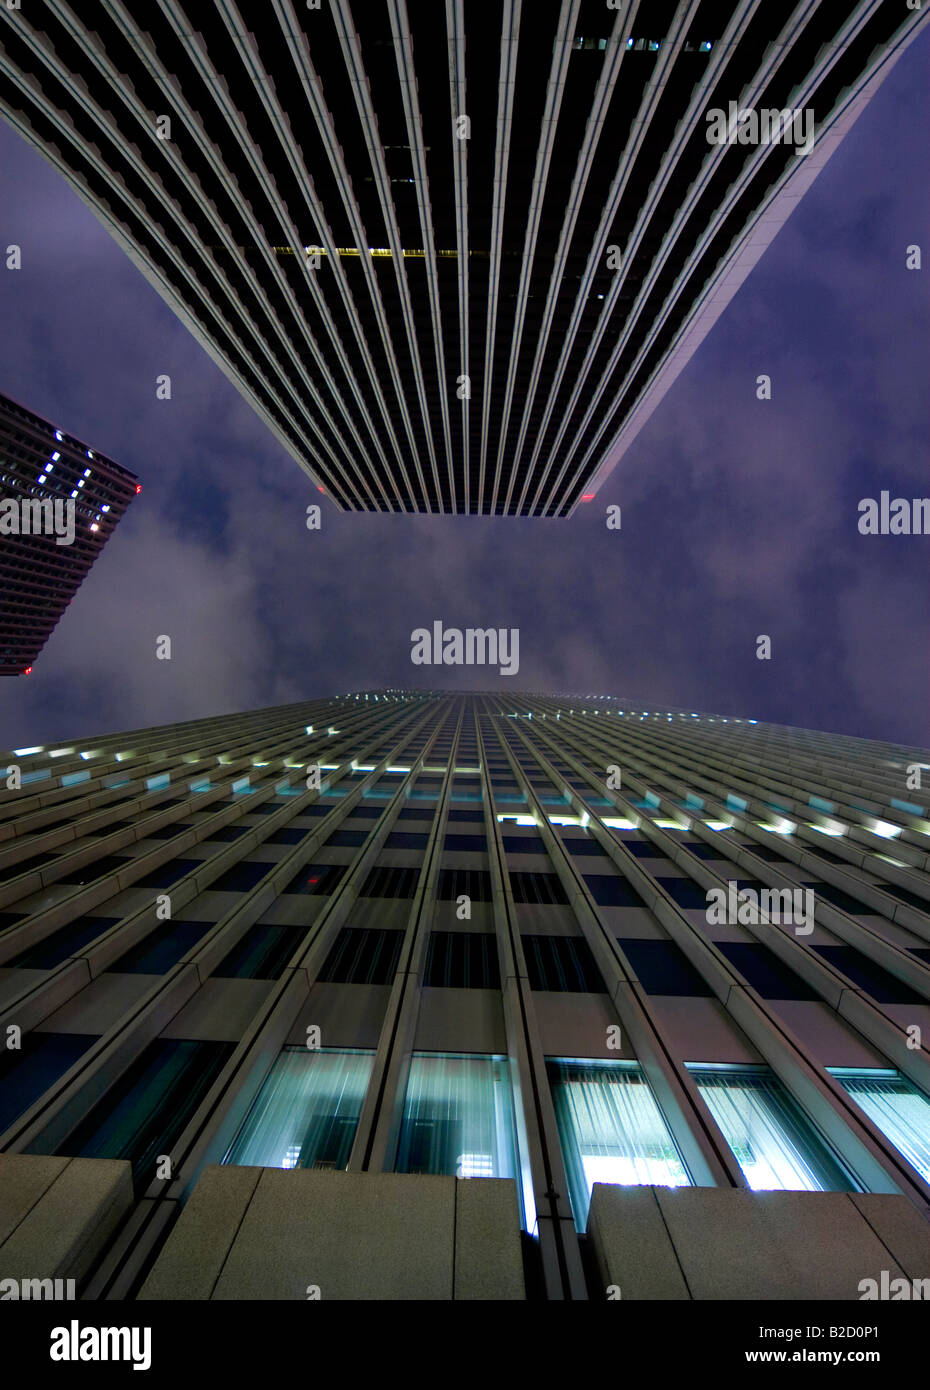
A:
[
  {"xmin": 0, "ymin": 3, "xmax": 925, "ymax": 514},
  {"xmin": 1, "ymin": 691, "xmax": 929, "ymax": 1300},
  {"xmin": 0, "ymin": 391, "xmax": 139, "ymax": 676}
]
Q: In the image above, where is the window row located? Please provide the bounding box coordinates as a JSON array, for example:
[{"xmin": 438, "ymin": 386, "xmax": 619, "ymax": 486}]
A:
[
  {"xmin": 11, "ymin": 913, "xmax": 926, "ymax": 1010},
  {"xmin": 221, "ymin": 1051, "xmax": 930, "ymax": 1231},
  {"xmin": 14, "ymin": 1034, "xmax": 930, "ymax": 1230}
]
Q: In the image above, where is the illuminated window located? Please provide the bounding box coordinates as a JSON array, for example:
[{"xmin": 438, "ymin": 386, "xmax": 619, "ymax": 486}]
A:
[
  {"xmin": 828, "ymin": 1068, "xmax": 930, "ymax": 1183},
  {"xmin": 549, "ymin": 1059, "xmax": 690, "ymax": 1229},
  {"xmin": 224, "ymin": 1048, "xmax": 374, "ymax": 1170},
  {"xmin": 396, "ymin": 1053, "xmax": 519, "ymax": 1186},
  {"xmin": 689, "ymin": 1065, "xmax": 856, "ymax": 1191}
]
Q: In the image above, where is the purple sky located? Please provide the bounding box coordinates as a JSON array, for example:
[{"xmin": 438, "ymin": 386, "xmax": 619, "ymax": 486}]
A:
[{"xmin": 0, "ymin": 31, "xmax": 927, "ymax": 752}]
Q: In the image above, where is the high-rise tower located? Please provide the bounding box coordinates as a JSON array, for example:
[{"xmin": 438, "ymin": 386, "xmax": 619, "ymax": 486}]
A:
[
  {"xmin": 0, "ymin": 390, "xmax": 139, "ymax": 675},
  {"xmin": 0, "ymin": 3, "xmax": 925, "ymax": 512},
  {"xmin": 1, "ymin": 692, "xmax": 929, "ymax": 1299}
]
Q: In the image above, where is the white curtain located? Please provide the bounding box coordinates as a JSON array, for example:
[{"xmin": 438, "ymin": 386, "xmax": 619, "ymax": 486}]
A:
[
  {"xmin": 691, "ymin": 1066, "xmax": 854, "ymax": 1191},
  {"xmin": 396, "ymin": 1053, "xmax": 518, "ymax": 1179},
  {"xmin": 549, "ymin": 1060, "xmax": 690, "ymax": 1231},
  {"xmin": 225, "ymin": 1048, "xmax": 374, "ymax": 1170},
  {"xmin": 829, "ymin": 1068, "xmax": 930, "ymax": 1183}
]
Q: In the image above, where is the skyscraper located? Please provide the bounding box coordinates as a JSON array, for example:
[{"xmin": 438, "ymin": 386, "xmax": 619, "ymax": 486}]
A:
[
  {"xmin": 0, "ymin": 391, "xmax": 139, "ymax": 676},
  {"xmin": 1, "ymin": 691, "xmax": 929, "ymax": 1300},
  {"xmin": 0, "ymin": 2, "xmax": 925, "ymax": 514}
]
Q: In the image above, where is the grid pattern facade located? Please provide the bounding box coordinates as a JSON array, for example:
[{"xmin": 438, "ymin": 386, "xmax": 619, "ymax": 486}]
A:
[
  {"xmin": 0, "ymin": 2, "xmax": 924, "ymax": 514},
  {"xmin": 1, "ymin": 691, "xmax": 929, "ymax": 1298},
  {"xmin": 0, "ymin": 391, "xmax": 138, "ymax": 675}
]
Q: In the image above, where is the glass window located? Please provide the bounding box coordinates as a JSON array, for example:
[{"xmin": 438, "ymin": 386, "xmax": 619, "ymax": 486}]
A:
[
  {"xmin": 424, "ymin": 932, "xmax": 500, "ymax": 989},
  {"xmin": 55, "ymin": 1039, "xmax": 233, "ymax": 1188},
  {"xmin": 213, "ymin": 923, "xmax": 296, "ymax": 980},
  {"xmin": 549, "ymin": 1059, "xmax": 690, "ymax": 1230},
  {"xmin": 396, "ymin": 1053, "xmax": 518, "ymax": 1182},
  {"xmin": 359, "ymin": 866, "xmax": 419, "ymax": 899},
  {"xmin": 8, "ymin": 916, "xmax": 121, "ymax": 969},
  {"xmin": 224, "ymin": 1048, "xmax": 374, "ymax": 1170},
  {"xmin": 318, "ymin": 927, "xmax": 403, "ymax": 985},
  {"xmin": 110, "ymin": 920, "xmax": 212, "ymax": 974},
  {"xmin": 523, "ymin": 935, "xmax": 603, "ymax": 992},
  {"xmin": 0, "ymin": 1033, "xmax": 94, "ymax": 1134},
  {"xmin": 689, "ymin": 1064, "xmax": 856, "ymax": 1191},
  {"xmin": 828, "ymin": 1067, "xmax": 930, "ymax": 1183}
]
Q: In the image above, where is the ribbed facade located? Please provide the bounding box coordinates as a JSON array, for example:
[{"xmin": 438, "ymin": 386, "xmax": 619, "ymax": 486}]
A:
[
  {"xmin": 0, "ymin": 2, "xmax": 924, "ymax": 513},
  {"xmin": 0, "ymin": 391, "xmax": 139, "ymax": 676},
  {"xmin": 1, "ymin": 691, "xmax": 929, "ymax": 1299}
]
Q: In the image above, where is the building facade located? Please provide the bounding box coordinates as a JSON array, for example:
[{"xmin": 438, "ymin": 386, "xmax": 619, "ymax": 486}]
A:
[
  {"xmin": 0, "ymin": 2, "xmax": 925, "ymax": 514},
  {"xmin": 0, "ymin": 391, "xmax": 139, "ymax": 676},
  {"xmin": 1, "ymin": 691, "xmax": 929, "ymax": 1299}
]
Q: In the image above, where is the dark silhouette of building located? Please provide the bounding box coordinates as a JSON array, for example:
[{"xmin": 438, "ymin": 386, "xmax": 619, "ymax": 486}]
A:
[
  {"xmin": 0, "ymin": 2, "xmax": 925, "ymax": 512},
  {"xmin": 0, "ymin": 391, "xmax": 139, "ymax": 675}
]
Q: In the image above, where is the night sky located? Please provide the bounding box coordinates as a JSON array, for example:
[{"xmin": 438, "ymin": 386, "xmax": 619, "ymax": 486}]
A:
[{"xmin": 1, "ymin": 29, "xmax": 927, "ymax": 753}]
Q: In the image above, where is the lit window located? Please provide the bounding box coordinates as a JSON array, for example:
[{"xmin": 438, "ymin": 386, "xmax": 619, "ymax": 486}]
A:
[
  {"xmin": 549, "ymin": 1059, "xmax": 690, "ymax": 1229},
  {"xmin": 224, "ymin": 1048, "xmax": 374, "ymax": 1170},
  {"xmin": 60, "ymin": 770, "xmax": 90, "ymax": 786},
  {"xmin": 828, "ymin": 1068, "xmax": 930, "ymax": 1184},
  {"xmin": 51, "ymin": 451, "xmax": 60, "ymax": 461},
  {"xmin": 396, "ymin": 1053, "xmax": 519, "ymax": 1187},
  {"xmin": 689, "ymin": 1065, "xmax": 856, "ymax": 1191},
  {"xmin": 457, "ymin": 1152, "xmax": 494, "ymax": 1178}
]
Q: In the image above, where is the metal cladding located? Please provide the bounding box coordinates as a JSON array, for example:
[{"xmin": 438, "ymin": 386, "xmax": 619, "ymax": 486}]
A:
[
  {"xmin": 1, "ymin": 691, "xmax": 929, "ymax": 1299},
  {"xmin": 0, "ymin": 2, "xmax": 924, "ymax": 512}
]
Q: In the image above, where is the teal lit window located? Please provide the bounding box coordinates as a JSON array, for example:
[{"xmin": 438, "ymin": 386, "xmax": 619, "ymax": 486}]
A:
[
  {"xmin": 548, "ymin": 1059, "xmax": 691, "ymax": 1230},
  {"xmin": 224, "ymin": 1048, "xmax": 374, "ymax": 1170},
  {"xmin": 828, "ymin": 1068, "xmax": 930, "ymax": 1183},
  {"xmin": 688, "ymin": 1064, "xmax": 856, "ymax": 1191},
  {"xmin": 396, "ymin": 1053, "xmax": 519, "ymax": 1182}
]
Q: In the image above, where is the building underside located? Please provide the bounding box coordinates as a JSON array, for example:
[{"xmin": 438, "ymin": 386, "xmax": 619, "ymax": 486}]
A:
[{"xmin": 0, "ymin": 2, "xmax": 925, "ymax": 512}]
